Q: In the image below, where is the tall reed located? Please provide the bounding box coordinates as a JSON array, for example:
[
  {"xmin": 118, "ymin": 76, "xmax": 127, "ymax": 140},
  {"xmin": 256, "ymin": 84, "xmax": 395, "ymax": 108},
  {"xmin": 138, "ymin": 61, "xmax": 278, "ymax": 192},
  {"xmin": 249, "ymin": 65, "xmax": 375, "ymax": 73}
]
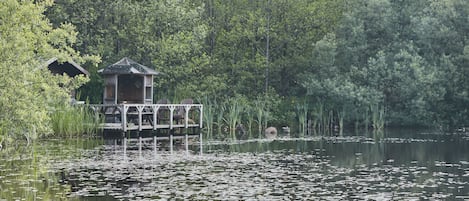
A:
[
  {"xmin": 200, "ymin": 97, "xmax": 215, "ymax": 139},
  {"xmin": 317, "ymin": 103, "xmax": 325, "ymax": 133},
  {"xmin": 364, "ymin": 107, "xmax": 370, "ymax": 130},
  {"xmin": 254, "ymin": 100, "xmax": 267, "ymax": 138},
  {"xmin": 371, "ymin": 103, "xmax": 385, "ymax": 130},
  {"xmin": 296, "ymin": 101, "xmax": 308, "ymax": 137},
  {"xmin": 214, "ymin": 101, "xmax": 226, "ymax": 139},
  {"xmin": 224, "ymin": 100, "xmax": 243, "ymax": 140},
  {"xmin": 50, "ymin": 104, "xmax": 101, "ymax": 137},
  {"xmin": 327, "ymin": 110, "xmax": 334, "ymax": 134},
  {"xmin": 245, "ymin": 106, "xmax": 255, "ymax": 139},
  {"xmin": 338, "ymin": 107, "xmax": 345, "ymax": 136}
]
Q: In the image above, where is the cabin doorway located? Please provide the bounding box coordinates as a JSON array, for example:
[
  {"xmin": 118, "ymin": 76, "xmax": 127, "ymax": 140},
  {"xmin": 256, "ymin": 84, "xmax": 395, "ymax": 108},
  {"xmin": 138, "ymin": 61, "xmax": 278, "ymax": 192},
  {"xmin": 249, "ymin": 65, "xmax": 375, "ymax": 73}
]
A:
[{"xmin": 117, "ymin": 74, "xmax": 144, "ymax": 103}]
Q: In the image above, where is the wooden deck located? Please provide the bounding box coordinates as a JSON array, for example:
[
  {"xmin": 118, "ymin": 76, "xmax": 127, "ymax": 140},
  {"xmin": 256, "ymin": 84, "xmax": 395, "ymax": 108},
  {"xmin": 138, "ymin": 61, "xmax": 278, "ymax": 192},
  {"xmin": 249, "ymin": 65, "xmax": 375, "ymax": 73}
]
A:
[{"xmin": 89, "ymin": 104, "xmax": 203, "ymax": 132}]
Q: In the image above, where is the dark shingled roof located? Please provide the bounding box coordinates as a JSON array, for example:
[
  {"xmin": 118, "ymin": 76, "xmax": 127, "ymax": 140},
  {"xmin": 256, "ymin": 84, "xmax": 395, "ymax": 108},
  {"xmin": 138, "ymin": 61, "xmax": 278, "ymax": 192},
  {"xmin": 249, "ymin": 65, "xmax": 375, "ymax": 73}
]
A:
[{"xmin": 98, "ymin": 57, "xmax": 160, "ymax": 75}]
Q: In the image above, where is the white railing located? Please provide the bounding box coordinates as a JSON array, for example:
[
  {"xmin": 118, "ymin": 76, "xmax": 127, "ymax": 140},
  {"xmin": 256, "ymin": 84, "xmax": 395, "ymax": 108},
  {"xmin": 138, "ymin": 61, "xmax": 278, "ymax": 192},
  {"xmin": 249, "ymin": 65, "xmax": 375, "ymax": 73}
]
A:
[{"xmin": 89, "ymin": 104, "xmax": 203, "ymax": 132}]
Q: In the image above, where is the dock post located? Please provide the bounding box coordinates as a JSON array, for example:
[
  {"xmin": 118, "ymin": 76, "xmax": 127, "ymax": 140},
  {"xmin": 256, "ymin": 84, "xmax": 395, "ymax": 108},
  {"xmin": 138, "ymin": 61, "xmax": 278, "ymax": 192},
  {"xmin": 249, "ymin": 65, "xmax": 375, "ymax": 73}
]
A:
[
  {"xmin": 170, "ymin": 134, "xmax": 173, "ymax": 154},
  {"xmin": 138, "ymin": 136, "xmax": 142, "ymax": 159},
  {"xmin": 199, "ymin": 105, "xmax": 203, "ymax": 128},
  {"xmin": 153, "ymin": 135, "xmax": 157, "ymax": 158},
  {"xmin": 199, "ymin": 133, "xmax": 203, "ymax": 155},
  {"xmin": 169, "ymin": 106, "xmax": 175, "ymax": 130},
  {"xmin": 114, "ymin": 139, "xmax": 117, "ymax": 154},
  {"xmin": 185, "ymin": 134, "xmax": 189, "ymax": 155},
  {"xmin": 122, "ymin": 105, "xmax": 129, "ymax": 132},
  {"xmin": 123, "ymin": 137, "xmax": 127, "ymax": 159}
]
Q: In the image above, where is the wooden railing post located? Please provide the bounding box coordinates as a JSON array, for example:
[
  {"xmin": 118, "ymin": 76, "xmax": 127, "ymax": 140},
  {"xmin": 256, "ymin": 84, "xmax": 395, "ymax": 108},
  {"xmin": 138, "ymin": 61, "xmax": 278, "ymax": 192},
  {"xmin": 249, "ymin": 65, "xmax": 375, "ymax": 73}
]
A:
[
  {"xmin": 199, "ymin": 105, "xmax": 203, "ymax": 128},
  {"xmin": 121, "ymin": 104, "xmax": 129, "ymax": 132},
  {"xmin": 152, "ymin": 105, "xmax": 160, "ymax": 130},
  {"xmin": 169, "ymin": 105, "xmax": 176, "ymax": 130},
  {"xmin": 184, "ymin": 105, "xmax": 191, "ymax": 128},
  {"xmin": 137, "ymin": 105, "xmax": 144, "ymax": 131}
]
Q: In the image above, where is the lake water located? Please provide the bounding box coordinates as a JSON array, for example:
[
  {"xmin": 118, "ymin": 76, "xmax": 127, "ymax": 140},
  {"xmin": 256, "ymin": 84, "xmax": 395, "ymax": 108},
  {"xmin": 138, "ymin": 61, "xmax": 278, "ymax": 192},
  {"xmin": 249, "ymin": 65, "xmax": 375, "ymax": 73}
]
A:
[{"xmin": 2, "ymin": 129, "xmax": 469, "ymax": 200}]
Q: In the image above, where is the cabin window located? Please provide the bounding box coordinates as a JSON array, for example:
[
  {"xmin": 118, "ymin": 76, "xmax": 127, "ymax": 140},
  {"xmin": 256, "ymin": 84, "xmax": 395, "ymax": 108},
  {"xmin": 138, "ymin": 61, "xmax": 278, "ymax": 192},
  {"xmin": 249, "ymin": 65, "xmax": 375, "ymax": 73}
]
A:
[{"xmin": 145, "ymin": 87, "xmax": 152, "ymax": 100}]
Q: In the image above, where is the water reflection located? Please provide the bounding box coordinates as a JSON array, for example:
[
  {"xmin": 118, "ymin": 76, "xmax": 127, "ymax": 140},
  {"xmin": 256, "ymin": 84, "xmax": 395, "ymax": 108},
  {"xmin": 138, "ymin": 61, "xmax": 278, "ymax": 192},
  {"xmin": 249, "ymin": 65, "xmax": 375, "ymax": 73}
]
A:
[
  {"xmin": 3, "ymin": 130, "xmax": 469, "ymax": 200},
  {"xmin": 0, "ymin": 139, "xmax": 101, "ymax": 201}
]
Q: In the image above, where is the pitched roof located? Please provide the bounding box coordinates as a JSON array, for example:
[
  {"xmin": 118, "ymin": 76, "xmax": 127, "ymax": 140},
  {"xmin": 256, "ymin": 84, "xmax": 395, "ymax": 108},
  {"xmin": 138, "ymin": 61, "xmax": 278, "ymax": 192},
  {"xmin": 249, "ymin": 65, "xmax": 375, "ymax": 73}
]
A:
[
  {"xmin": 46, "ymin": 58, "xmax": 90, "ymax": 77},
  {"xmin": 98, "ymin": 57, "xmax": 160, "ymax": 75}
]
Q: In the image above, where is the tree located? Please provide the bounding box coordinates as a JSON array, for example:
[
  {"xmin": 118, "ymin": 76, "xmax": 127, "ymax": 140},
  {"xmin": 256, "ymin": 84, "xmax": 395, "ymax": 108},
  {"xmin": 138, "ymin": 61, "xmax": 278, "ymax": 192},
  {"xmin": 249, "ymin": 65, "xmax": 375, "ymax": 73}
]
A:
[
  {"xmin": 47, "ymin": 0, "xmax": 210, "ymax": 100},
  {"xmin": 0, "ymin": 0, "xmax": 98, "ymax": 145}
]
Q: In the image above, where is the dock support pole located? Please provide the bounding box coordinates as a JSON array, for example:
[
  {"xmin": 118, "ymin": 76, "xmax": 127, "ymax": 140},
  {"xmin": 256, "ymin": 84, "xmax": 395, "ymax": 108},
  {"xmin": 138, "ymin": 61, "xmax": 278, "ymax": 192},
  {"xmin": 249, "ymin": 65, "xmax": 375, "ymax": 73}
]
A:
[
  {"xmin": 123, "ymin": 137, "xmax": 127, "ymax": 159},
  {"xmin": 185, "ymin": 134, "xmax": 189, "ymax": 155},
  {"xmin": 170, "ymin": 134, "xmax": 173, "ymax": 155},
  {"xmin": 114, "ymin": 139, "xmax": 117, "ymax": 154},
  {"xmin": 138, "ymin": 137, "xmax": 142, "ymax": 159},
  {"xmin": 153, "ymin": 135, "xmax": 157, "ymax": 158},
  {"xmin": 199, "ymin": 133, "xmax": 203, "ymax": 155}
]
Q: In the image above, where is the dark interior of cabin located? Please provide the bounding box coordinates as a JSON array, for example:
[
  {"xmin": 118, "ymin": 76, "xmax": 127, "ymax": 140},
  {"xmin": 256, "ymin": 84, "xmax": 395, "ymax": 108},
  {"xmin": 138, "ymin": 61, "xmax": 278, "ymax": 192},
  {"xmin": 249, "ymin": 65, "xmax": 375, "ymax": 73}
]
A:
[
  {"xmin": 117, "ymin": 74, "xmax": 144, "ymax": 103},
  {"xmin": 48, "ymin": 60, "xmax": 84, "ymax": 77}
]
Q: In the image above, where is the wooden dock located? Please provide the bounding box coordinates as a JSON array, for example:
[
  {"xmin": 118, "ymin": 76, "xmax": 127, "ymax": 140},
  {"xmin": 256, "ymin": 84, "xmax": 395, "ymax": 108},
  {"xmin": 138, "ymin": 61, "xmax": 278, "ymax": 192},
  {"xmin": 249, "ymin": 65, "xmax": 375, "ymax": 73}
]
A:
[{"xmin": 89, "ymin": 103, "xmax": 203, "ymax": 133}]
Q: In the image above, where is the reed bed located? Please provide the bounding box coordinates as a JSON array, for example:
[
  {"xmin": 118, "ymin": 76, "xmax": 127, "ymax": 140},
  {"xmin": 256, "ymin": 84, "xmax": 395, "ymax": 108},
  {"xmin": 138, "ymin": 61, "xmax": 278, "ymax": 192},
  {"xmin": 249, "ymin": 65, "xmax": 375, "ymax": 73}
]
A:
[
  {"xmin": 296, "ymin": 101, "xmax": 308, "ymax": 137},
  {"xmin": 224, "ymin": 100, "xmax": 243, "ymax": 140},
  {"xmin": 199, "ymin": 95, "xmax": 387, "ymax": 140},
  {"xmin": 200, "ymin": 97, "xmax": 215, "ymax": 140},
  {"xmin": 50, "ymin": 104, "xmax": 101, "ymax": 137}
]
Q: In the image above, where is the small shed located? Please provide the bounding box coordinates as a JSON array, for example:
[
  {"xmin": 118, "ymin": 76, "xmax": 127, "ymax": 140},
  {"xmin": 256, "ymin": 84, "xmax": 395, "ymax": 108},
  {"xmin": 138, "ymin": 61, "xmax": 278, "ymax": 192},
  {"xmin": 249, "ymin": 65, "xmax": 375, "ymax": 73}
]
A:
[
  {"xmin": 45, "ymin": 58, "xmax": 90, "ymax": 101},
  {"xmin": 98, "ymin": 57, "xmax": 159, "ymax": 104}
]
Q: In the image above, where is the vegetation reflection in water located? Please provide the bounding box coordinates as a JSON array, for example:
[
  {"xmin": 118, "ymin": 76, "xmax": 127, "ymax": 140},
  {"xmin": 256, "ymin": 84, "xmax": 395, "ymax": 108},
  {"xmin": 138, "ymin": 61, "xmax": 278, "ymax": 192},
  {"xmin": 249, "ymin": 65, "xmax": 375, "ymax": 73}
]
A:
[
  {"xmin": 0, "ymin": 139, "xmax": 102, "ymax": 201},
  {"xmin": 3, "ymin": 130, "xmax": 469, "ymax": 200}
]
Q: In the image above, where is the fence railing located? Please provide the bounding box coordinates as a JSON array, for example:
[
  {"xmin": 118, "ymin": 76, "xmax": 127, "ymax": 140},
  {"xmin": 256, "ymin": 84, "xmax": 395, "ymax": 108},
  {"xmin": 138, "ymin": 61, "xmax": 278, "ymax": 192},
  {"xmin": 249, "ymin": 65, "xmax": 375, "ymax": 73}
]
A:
[{"xmin": 89, "ymin": 104, "xmax": 203, "ymax": 132}]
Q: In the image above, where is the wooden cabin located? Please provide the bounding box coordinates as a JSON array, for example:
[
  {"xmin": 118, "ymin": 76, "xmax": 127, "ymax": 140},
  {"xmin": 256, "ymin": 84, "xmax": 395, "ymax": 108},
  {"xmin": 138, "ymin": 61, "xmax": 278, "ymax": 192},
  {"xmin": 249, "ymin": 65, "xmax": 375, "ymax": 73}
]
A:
[
  {"xmin": 98, "ymin": 57, "xmax": 159, "ymax": 104},
  {"xmin": 90, "ymin": 58, "xmax": 203, "ymax": 139}
]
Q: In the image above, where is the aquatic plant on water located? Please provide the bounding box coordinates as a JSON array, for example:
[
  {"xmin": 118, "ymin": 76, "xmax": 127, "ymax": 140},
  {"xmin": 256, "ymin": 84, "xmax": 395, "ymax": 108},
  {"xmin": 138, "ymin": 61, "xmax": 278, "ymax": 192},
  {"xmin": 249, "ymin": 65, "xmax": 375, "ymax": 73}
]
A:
[
  {"xmin": 245, "ymin": 107, "xmax": 255, "ymax": 139},
  {"xmin": 337, "ymin": 107, "xmax": 345, "ymax": 136},
  {"xmin": 296, "ymin": 101, "xmax": 308, "ymax": 137},
  {"xmin": 214, "ymin": 101, "xmax": 226, "ymax": 139},
  {"xmin": 312, "ymin": 102, "xmax": 328, "ymax": 134},
  {"xmin": 254, "ymin": 100, "xmax": 271, "ymax": 139},
  {"xmin": 224, "ymin": 100, "xmax": 243, "ymax": 140},
  {"xmin": 200, "ymin": 97, "xmax": 215, "ymax": 140},
  {"xmin": 328, "ymin": 110, "xmax": 334, "ymax": 134},
  {"xmin": 364, "ymin": 107, "xmax": 370, "ymax": 130},
  {"xmin": 371, "ymin": 103, "xmax": 385, "ymax": 130}
]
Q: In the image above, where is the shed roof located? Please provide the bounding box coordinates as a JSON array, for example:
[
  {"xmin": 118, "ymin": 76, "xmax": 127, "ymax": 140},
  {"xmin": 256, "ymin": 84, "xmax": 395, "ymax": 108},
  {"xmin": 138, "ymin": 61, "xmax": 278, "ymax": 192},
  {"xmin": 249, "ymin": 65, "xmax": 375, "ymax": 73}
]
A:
[
  {"xmin": 98, "ymin": 57, "xmax": 160, "ymax": 75},
  {"xmin": 46, "ymin": 58, "xmax": 90, "ymax": 77}
]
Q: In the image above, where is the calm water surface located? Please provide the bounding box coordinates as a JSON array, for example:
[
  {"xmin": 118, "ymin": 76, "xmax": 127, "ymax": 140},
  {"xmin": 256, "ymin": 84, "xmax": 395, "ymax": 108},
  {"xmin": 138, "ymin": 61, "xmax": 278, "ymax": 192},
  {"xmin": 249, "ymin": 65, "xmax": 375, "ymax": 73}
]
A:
[{"xmin": 2, "ymin": 130, "xmax": 469, "ymax": 200}]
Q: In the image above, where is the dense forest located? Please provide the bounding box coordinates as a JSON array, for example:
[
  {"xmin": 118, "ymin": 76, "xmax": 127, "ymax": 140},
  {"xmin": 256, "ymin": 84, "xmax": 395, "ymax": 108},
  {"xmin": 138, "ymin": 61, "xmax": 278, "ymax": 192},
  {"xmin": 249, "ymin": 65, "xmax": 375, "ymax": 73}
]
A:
[{"xmin": 1, "ymin": 0, "xmax": 469, "ymax": 142}]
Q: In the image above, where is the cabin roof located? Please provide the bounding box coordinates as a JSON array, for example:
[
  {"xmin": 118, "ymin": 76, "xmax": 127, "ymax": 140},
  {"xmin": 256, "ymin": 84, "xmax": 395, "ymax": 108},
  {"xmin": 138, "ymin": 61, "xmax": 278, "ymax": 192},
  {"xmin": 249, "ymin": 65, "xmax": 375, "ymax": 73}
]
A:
[
  {"xmin": 46, "ymin": 58, "xmax": 90, "ymax": 77},
  {"xmin": 98, "ymin": 57, "xmax": 160, "ymax": 75}
]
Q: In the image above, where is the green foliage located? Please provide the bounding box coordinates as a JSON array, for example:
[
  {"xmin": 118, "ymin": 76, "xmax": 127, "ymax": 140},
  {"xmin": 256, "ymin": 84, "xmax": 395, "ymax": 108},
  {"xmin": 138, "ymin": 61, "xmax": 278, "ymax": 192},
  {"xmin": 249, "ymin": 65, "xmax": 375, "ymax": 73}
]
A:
[
  {"xmin": 47, "ymin": 0, "xmax": 209, "ymax": 100},
  {"xmin": 41, "ymin": 0, "xmax": 469, "ymax": 137},
  {"xmin": 0, "ymin": 0, "xmax": 98, "ymax": 145},
  {"xmin": 50, "ymin": 104, "xmax": 102, "ymax": 138},
  {"xmin": 300, "ymin": 0, "xmax": 469, "ymax": 129}
]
